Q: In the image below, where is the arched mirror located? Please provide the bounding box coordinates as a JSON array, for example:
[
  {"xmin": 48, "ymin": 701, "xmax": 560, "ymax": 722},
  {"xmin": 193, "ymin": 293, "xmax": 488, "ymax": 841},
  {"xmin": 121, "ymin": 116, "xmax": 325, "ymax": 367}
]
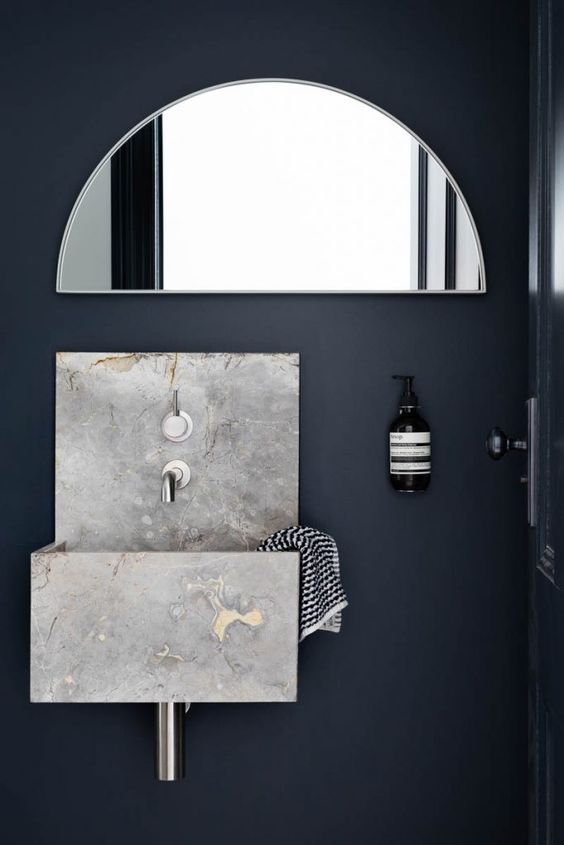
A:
[{"xmin": 58, "ymin": 79, "xmax": 485, "ymax": 293}]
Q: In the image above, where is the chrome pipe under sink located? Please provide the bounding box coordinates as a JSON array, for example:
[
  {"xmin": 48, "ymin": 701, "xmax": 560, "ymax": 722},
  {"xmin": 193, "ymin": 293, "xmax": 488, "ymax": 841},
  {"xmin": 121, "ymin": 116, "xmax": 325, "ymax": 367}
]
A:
[{"xmin": 155, "ymin": 703, "xmax": 185, "ymax": 781}]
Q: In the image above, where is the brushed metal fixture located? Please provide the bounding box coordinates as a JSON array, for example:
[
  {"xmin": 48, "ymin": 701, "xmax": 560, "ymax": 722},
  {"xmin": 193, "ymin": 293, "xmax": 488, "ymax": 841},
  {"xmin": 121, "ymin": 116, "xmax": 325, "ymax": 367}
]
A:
[
  {"xmin": 485, "ymin": 397, "xmax": 537, "ymax": 526},
  {"xmin": 526, "ymin": 397, "xmax": 538, "ymax": 527},
  {"xmin": 485, "ymin": 427, "xmax": 527, "ymax": 459},
  {"xmin": 162, "ymin": 388, "xmax": 193, "ymax": 442},
  {"xmin": 161, "ymin": 470, "xmax": 176, "ymax": 503},
  {"xmin": 161, "ymin": 460, "xmax": 191, "ymax": 503},
  {"xmin": 155, "ymin": 703, "xmax": 185, "ymax": 781}
]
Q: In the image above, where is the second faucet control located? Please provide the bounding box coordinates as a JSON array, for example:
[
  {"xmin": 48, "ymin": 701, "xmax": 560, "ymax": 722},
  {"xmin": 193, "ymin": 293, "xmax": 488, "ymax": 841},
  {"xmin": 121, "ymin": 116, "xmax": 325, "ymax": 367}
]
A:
[{"xmin": 162, "ymin": 388, "xmax": 193, "ymax": 442}]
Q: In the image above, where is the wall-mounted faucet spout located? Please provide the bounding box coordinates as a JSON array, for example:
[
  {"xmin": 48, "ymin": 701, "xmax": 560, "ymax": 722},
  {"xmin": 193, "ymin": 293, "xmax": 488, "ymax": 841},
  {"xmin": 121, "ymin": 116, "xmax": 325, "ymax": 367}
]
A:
[
  {"xmin": 161, "ymin": 460, "xmax": 191, "ymax": 503},
  {"xmin": 161, "ymin": 470, "xmax": 176, "ymax": 503}
]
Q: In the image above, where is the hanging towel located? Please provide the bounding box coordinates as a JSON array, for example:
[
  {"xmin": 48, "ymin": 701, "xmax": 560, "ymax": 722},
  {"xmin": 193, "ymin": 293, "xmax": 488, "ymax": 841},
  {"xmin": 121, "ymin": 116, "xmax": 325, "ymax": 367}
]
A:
[{"xmin": 257, "ymin": 526, "xmax": 348, "ymax": 641}]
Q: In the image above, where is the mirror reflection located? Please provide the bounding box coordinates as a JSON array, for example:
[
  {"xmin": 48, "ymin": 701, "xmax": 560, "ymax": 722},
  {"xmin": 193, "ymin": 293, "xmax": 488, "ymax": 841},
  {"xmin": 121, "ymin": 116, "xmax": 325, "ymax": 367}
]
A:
[{"xmin": 58, "ymin": 80, "xmax": 484, "ymax": 293}]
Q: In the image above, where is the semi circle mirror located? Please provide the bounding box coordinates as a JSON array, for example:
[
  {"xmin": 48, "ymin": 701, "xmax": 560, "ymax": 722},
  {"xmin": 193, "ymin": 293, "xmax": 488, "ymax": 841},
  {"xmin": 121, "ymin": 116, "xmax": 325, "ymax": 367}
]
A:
[{"xmin": 58, "ymin": 79, "xmax": 485, "ymax": 293}]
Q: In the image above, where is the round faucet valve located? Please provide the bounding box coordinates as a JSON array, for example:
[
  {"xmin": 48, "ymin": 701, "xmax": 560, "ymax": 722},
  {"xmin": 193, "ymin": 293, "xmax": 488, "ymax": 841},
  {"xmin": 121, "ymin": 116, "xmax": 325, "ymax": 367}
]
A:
[
  {"xmin": 162, "ymin": 388, "xmax": 193, "ymax": 442},
  {"xmin": 162, "ymin": 412, "xmax": 192, "ymax": 441}
]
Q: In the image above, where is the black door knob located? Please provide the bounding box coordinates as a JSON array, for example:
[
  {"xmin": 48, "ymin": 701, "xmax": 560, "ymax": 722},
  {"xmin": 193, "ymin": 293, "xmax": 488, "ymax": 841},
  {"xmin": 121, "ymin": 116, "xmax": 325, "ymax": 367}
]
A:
[{"xmin": 486, "ymin": 427, "xmax": 527, "ymax": 460}]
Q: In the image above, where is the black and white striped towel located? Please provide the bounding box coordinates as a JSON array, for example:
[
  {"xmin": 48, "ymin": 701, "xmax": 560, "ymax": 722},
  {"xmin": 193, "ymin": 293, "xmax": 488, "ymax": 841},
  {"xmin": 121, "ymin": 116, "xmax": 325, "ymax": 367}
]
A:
[{"xmin": 257, "ymin": 526, "xmax": 348, "ymax": 641}]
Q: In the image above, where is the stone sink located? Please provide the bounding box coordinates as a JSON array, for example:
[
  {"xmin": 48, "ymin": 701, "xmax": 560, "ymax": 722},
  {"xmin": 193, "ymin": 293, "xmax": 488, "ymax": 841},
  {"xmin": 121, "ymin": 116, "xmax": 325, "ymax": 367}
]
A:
[{"xmin": 31, "ymin": 544, "xmax": 299, "ymax": 704}]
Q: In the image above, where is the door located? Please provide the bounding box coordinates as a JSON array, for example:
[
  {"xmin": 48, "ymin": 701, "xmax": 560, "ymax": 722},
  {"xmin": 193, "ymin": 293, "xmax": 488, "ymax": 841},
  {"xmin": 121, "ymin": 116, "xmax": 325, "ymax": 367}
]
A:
[{"xmin": 531, "ymin": 1, "xmax": 564, "ymax": 842}]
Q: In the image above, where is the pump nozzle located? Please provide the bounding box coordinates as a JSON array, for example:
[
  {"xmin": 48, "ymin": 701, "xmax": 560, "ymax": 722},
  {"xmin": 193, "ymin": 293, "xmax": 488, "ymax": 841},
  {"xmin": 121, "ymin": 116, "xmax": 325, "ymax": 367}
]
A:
[{"xmin": 392, "ymin": 375, "xmax": 418, "ymax": 408}]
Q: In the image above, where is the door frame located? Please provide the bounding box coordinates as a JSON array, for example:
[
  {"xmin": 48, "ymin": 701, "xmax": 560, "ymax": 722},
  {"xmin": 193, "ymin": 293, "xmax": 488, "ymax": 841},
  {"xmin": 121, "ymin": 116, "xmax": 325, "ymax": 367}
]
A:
[{"xmin": 530, "ymin": 0, "xmax": 555, "ymax": 841}]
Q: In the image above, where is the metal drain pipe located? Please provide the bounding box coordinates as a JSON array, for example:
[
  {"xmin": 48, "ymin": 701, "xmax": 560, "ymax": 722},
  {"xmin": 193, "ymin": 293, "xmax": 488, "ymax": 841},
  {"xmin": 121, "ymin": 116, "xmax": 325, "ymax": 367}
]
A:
[{"xmin": 155, "ymin": 703, "xmax": 185, "ymax": 781}]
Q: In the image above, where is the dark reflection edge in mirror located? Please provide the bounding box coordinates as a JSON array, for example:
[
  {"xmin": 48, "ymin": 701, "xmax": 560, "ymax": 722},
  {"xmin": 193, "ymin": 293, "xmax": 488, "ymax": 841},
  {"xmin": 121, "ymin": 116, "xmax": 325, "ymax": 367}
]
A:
[
  {"xmin": 417, "ymin": 147, "xmax": 428, "ymax": 290},
  {"xmin": 445, "ymin": 182, "xmax": 457, "ymax": 291},
  {"xmin": 111, "ymin": 117, "xmax": 163, "ymax": 290}
]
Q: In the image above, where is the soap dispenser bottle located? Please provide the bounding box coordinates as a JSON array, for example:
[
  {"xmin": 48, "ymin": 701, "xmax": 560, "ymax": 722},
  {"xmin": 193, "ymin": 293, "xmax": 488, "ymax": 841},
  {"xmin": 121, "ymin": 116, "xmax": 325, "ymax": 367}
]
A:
[{"xmin": 389, "ymin": 375, "xmax": 431, "ymax": 492}]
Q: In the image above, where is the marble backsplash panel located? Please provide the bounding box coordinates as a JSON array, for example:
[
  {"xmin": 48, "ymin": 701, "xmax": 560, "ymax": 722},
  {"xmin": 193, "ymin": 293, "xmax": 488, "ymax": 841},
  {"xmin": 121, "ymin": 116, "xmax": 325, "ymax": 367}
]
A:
[{"xmin": 56, "ymin": 352, "xmax": 299, "ymax": 551}]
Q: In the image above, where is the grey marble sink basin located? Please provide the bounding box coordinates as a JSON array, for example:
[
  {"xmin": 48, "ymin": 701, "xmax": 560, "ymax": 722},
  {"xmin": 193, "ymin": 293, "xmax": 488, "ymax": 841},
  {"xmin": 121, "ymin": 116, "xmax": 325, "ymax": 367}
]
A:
[{"xmin": 31, "ymin": 544, "xmax": 299, "ymax": 704}]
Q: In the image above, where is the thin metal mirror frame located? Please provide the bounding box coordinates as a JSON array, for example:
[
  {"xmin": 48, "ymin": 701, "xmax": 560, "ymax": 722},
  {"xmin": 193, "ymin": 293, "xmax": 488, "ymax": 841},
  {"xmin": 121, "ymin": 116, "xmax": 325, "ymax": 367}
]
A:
[{"xmin": 57, "ymin": 78, "xmax": 486, "ymax": 294}]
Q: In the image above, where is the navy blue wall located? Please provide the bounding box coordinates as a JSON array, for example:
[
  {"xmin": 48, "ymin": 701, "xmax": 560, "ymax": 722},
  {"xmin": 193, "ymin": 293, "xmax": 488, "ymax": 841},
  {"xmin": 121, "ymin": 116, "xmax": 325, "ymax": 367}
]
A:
[{"xmin": 0, "ymin": 1, "xmax": 528, "ymax": 842}]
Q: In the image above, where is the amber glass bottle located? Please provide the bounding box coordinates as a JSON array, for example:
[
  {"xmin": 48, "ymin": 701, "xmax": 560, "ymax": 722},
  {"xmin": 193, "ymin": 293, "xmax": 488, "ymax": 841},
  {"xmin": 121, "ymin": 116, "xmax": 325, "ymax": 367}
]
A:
[{"xmin": 389, "ymin": 375, "xmax": 431, "ymax": 493}]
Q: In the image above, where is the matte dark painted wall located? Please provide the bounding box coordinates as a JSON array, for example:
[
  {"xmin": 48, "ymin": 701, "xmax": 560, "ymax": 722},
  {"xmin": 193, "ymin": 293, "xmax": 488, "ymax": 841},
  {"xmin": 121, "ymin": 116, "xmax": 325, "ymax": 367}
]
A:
[{"xmin": 0, "ymin": 2, "xmax": 529, "ymax": 843}]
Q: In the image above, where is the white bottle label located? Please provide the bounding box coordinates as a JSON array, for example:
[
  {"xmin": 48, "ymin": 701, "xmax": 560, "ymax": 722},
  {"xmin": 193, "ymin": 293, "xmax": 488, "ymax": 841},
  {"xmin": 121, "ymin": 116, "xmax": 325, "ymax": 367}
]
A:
[{"xmin": 390, "ymin": 431, "xmax": 431, "ymax": 474}]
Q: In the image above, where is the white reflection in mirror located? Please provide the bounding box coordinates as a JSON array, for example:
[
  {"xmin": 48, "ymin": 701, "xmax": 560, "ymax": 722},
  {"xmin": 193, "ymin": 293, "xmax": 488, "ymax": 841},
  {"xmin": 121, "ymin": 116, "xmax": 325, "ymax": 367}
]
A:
[{"xmin": 162, "ymin": 83, "xmax": 412, "ymax": 291}]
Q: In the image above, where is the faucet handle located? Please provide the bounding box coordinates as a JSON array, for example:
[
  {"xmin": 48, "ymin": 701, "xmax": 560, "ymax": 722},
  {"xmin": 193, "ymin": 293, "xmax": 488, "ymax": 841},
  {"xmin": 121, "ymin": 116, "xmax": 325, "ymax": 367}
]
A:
[{"xmin": 162, "ymin": 389, "xmax": 193, "ymax": 442}]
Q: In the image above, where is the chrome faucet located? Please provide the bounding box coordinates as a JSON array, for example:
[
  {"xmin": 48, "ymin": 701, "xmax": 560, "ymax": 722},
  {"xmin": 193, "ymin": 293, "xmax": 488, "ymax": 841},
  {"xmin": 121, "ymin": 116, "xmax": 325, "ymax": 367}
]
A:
[
  {"xmin": 161, "ymin": 470, "xmax": 177, "ymax": 503},
  {"xmin": 161, "ymin": 460, "xmax": 191, "ymax": 503}
]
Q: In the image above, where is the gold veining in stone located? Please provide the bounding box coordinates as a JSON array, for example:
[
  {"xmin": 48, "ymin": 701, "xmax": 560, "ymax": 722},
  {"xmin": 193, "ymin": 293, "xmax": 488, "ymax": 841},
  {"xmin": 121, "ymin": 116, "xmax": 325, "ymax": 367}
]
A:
[
  {"xmin": 90, "ymin": 352, "xmax": 142, "ymax": 372},
  {"xmin": 196, "ymin": 576, "xmax": 264, "ymax": 643}
]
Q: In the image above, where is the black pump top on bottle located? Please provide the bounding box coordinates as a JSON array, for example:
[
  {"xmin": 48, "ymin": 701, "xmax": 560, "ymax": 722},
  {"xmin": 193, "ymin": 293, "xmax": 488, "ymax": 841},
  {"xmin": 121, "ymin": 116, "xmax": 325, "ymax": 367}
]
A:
[{"xmin": 393, "ymin": 375, "xmax": 418, "ymax": 408}]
